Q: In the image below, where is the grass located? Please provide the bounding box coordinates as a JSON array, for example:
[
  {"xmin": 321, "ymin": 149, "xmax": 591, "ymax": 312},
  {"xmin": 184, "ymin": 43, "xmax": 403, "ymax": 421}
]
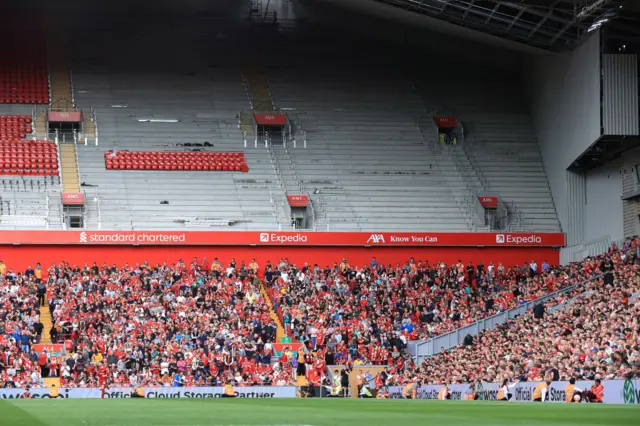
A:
[{"xmin": 1, "ymin": 399, "xmax": 639, "ymax": 426}]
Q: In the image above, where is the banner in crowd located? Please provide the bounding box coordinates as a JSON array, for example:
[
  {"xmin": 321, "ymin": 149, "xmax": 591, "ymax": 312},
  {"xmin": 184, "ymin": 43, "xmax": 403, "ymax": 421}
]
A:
[
  {"xmin": 387, "ymin": 379, "xmax": 640, "ymax": 405},
  {"xmin": 0, "ymin": 386, "xmax": 297, "ymax": 399},
  {"xmin": 0, "ymin": 230, "xmax": 566, "ymax": 247}
]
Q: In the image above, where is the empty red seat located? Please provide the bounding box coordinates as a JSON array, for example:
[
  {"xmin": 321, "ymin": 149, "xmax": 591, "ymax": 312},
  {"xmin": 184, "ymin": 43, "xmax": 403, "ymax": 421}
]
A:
[{"xmin": 104, "ymin": 150, "xmax": 249, "ymax": 172}]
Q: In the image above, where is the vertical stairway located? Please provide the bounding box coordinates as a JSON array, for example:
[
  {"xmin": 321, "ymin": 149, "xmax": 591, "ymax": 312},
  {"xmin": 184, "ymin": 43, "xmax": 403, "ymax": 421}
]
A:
[
  {"xmin": 34, "ymin": 111, "xmax": 48, "ymax": 140},
  {"xmin": 40, "ymin": 299, "xmax": 62, "ymax": 388},
  {"xmin": 80, "ymin": 109, "xmax": 96, "ymax": 143},
  {"xmin": 60, "ymin": 144, "xmax": 80, "ymax": 192},
  {"xmin": 47, "ymin": 38, "xmax": 74, "ymax": 111},
  {"xmin": 260, "ymin": 285, "xmax": 286, "ymax": 342},
  {"xmin": 245, "ymin": 63, "xmax": 274, "ymax": 112}
]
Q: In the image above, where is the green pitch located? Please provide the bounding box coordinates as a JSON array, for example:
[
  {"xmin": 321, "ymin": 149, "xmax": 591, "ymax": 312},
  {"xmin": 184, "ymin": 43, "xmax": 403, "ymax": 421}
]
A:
[{"xmin": 2, "ymin": 399, "xmax": 639, "ymax": 426}]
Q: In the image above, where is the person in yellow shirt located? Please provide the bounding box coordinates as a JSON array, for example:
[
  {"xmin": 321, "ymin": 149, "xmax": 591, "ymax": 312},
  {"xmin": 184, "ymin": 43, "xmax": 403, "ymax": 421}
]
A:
[
  {"xmin": 533, "ymin": 380, "xmax": 551, "ymax": 402},
  {"xmin": 403, "ymin": 382, "xmax": 417, "ymax": 399},
  {"xmin": 222, "ymin": 383, "xmax": 236, "ymax": 398},
  {"xmin": 35, "ymin": 263, "xmax": 43, "ymax": 281},
  {"xmin": 47, "ymin": 384, "xmax": 62, "ymax": 399},
  {"xmin": 565, "ymin": 378, "xmax": 583, "ymax": 402},
  {"xmin": 438, "ymin": 384, "xmax": 450, "ymax": 400},
  {"xmin": 92, "ymin": 352, "xmax": 104, "ymax": 364},
  {"xmin": 0, "ymin": 260, "xmax": 6, "ymax": 277}
]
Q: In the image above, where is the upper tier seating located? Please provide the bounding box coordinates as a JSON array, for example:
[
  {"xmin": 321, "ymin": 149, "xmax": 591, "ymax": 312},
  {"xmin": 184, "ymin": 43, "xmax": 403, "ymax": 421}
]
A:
[
  {"xmin": 0, "ymin": 141, "xmax": 59, "ymax": 176},
  {"xmin": 68, "ymin": 19, "xmax": 288, "ymax": 230},
  {"xmin": 0, "ymin": 114, "xmax": 32, "ymax": 140},
  {"xmin": 104, "ymin": 151, "xmax": 248, "ymax": 172},
  {"xmin": 0, "ymin": 30, "xmax": 49, "ymax": 105}
]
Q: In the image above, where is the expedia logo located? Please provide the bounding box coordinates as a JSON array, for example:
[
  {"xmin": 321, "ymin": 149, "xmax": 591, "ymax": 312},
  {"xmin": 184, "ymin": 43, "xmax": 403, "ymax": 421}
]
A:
[
  {"xmin": 80, "ymin": 231, "xmax": 87, "ymax": 243},
  {"xmin": 496, "ymin": 234, "xmax": 505, "ymax": 244},
  {"xmin": 623, "ymin": 380, "xmax": 639, "ymax": 404},
  {"xmin": 258, "ymin": 233, "xmax": 308, "ymax": 243},
  {"xmin": 367, "ymin": 234, "xmax": 386, "ymax": 244}
]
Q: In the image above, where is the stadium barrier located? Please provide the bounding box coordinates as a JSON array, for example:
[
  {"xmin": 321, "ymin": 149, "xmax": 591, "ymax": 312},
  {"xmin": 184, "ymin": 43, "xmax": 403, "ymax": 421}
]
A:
[
  {"xmin": 409, "ymin": 274, "xmax": 601, "ymax": 360},
  {"xmin": 388, "ymin": 379, "xmax": 640, "ymax": 404},
  {"xmin": 0, "ymin": 386, "xmax": 298, "ymax": 399}
]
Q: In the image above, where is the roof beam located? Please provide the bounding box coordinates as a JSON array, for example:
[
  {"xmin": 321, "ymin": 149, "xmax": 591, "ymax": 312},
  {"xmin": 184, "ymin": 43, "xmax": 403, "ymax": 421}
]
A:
[
  {"xmin": 485, "ymin": 3, "xmax": 500, "ymax": 25},
  {"xmin": 462, "ymin": 0, "xmax": 476, "ymax": 19},
  {"xmin": 506, "ymin": 9, "xmax": 525, "ymax": 32},
  {"xmin": 528, "ymin": 7, "xmax": 554, "ymax": 37}
]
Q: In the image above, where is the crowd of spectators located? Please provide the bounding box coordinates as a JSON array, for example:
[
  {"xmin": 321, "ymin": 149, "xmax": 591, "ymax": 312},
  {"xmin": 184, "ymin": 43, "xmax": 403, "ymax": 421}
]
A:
[
  {"xmin": 375, "ymin": 245, "xmax": 640, "ymax": 387},
  {"xmin": 1, "ymin": 258, "xmax": 286, "ymax": 388},
  {"xmin": 266, "ymin": 248, "xmax": 632, "ymax": 366},
  {"xmin": 1, "ymin": 239, "xmax": 638, "ymax": 389}
]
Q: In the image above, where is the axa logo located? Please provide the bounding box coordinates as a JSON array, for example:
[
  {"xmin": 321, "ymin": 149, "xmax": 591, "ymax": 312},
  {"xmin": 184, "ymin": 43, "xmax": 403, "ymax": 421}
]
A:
[
  {"xmin": 495, "ymin": 234, "xmax": 505, "ymax": 244},
  {"xmin": 80, "ymin": 232, "xmax": 87, "ymax": 243},
  {"xmin": 265, "ymin": 115, "xmax": 275, "ymax": 120},
  {"xmin": 367, "ymin": 234, "xmax": 386, "ymax": 244},
  {"xmin": 259, "ymin": 233, "xmax": 269, "ymax": 242}
]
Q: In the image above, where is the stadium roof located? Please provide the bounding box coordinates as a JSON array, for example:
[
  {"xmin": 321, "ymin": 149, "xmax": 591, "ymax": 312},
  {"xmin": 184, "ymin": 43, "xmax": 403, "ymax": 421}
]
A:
[{"xmin": 326, "ymin": 0, "xmax": 640, "ymax": 52}]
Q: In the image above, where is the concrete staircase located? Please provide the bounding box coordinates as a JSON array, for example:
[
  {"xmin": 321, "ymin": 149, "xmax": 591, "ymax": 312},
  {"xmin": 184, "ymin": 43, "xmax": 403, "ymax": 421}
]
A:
[
  {"xmin": 245, "ymin": 65, "xmax": 274, "ymax": 112},
  {"xmin": 47, "ymin": 42, "xmax": 74, "ymax": 111},
  {"xmin": 80, "ymin": 109, "xmax": 96, "ymax": 143},
  {"xmin": 39, "ymin": 302, "xmax": 54, "ymax": 344},
  {"xmin": 259, "ymin": 285, "xmax": 286, "ymax": 342},
  {"xmin": 33, "ymin": 111, "xmax": 48, "ymax": 140},
  {"xmin": 271, "ymin": 145, "xmax": 301, "ymax": 195},
  {"xmin": 60, "ymin": 144, "xmax": 80, "ymax": 192}
]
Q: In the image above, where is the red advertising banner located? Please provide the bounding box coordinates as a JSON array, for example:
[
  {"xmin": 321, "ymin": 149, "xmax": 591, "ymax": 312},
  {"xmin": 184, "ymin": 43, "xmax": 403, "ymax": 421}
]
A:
[
  {"xmin": 48, "ymin": 111, "xmax": 82, "ymax": 123},
  {"xmin": 433, "ymin": 116, "xmax": 457, "ymax": 127},
  {"xmin": 61, "ymin": 192, "xmax": 85, "ymax": 205},
  {"xmin": 32, "ymin": 344, "xmax": 65, "ymax": 356},
  {"xmin": 0, "ymin": 231, "xmax": 565, "ymax": 247},
  {"xmin": 254, "ymin": 114, "xmax": 286, "ymax": 126},
  {"xmin": 287, "ymin": 194, "xmax": 309, "ymax": 207},
  {"xmin": 478, "ymin": 195, "xmax": 498, "ymax": 209}
]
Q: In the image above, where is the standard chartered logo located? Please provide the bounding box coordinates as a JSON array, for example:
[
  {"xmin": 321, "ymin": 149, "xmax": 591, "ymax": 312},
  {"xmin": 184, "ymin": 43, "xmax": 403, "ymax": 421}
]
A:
[{"xmin": 623, "ymin": 380, "xmax": 637, "ymax": 404}]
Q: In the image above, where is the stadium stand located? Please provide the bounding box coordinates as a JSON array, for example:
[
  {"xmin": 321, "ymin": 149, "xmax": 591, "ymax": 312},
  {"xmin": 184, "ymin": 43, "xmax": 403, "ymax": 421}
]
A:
[
  {"xmin": 2, "ymin": 244, "xmax": 636, "ymax": 389},
  {"xmin": 393, "ymin": 249, "xmax": 639, "ymax": 385},
  {"xmin": 417, "ymin": 75, "xmax": 561, "ymax": 232},
  {"xmin": 0, "ymin": 26, "xmax": 49, "ymax": 105},
  {"xmin": 68, "ymin": 21, "xmax": 291, "ymax": 231}
]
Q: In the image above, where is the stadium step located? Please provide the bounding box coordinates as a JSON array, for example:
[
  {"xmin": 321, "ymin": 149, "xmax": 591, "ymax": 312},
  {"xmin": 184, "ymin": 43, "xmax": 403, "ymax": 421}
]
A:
[
  {"xmin": 80, "ymin": 109, "xmax": 97, "ymax": 142},
  {"xmin": 40, "ymin": 301, "xmax": 53, "ymax": 344},
  {"xmin": 34, "ymin": 111, "xmax": 48, "ymax": 140},
  {"xmin": 259, "ymin": 285, "xmax": 287, "ymax": 342},
  {"xmin": 60, "ymin": 144, "xmax": 80, "ymax": 192},
  {"xmin": 244, "ymin": 64, "xmax": 275, "ymax": 112},
  {"xmin": 47, "ymin": 37, "xmax": 75, "ymax": 111}
]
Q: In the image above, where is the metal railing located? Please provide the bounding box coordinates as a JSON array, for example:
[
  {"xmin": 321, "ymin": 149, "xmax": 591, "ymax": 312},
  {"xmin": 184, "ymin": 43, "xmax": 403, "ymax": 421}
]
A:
[{"xmin": 409, "ymin": 274, "xmax": 603, "ymax": 363}]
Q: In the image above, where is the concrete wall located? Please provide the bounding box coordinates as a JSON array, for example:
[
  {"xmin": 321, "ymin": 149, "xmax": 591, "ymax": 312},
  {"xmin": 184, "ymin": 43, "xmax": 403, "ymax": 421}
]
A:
[
  {"xmin": 585, "ymin": 159, "xmax": 624, "ymax": 243},
  {"xmin": 525, "ymin": 31, "xmax": 602, "ymax": 241}
]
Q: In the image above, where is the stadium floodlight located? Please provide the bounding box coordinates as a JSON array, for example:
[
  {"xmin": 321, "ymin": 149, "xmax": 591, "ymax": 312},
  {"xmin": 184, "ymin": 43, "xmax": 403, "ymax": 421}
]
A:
[
  {"xmin": 577, "ymin": 0, "xmax": 611, "ymax": 21},
  {"xmin": 587, "ymin": 18, "xmax": 609, "ymax": 32}
]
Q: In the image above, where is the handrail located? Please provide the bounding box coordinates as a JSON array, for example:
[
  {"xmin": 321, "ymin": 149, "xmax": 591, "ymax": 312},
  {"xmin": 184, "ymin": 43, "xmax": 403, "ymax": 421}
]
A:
[
  {"xmin": 69, "ymin": 67, "xmax": 76, "ymax": 108},
  {"xmin": 410, "ymin": 273, "xmax": 605, "ymax": 363},
  {"xmin": 96, "ymin": 193, "xmax": 101, "ymax": 230}
]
